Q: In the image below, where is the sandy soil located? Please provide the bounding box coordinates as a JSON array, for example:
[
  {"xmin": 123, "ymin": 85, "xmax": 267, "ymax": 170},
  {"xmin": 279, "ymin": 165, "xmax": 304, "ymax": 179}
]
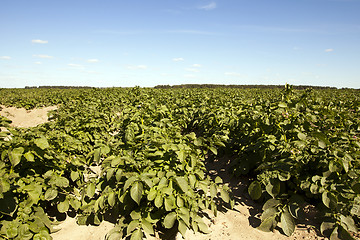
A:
[
  {"xmin": 0, "ymin": 105, "xmax": 325, "ymax": 240},
  {"xmin": 0, "ymin": 105, "xmax": 57, "ymax": 128}
]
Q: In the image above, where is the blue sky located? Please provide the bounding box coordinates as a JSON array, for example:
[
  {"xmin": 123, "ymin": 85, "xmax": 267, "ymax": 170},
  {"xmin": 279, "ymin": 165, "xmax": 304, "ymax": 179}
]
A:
[{"xmin": 1, "ymin": 0, "xmax": 359, "ymax": 88}]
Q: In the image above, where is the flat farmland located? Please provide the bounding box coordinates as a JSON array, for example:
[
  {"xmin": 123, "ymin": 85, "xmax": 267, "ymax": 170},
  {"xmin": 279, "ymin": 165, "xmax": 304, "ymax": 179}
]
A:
[{"xmin": 1, "ymin": 86, "xmax": 359, "ymax": 240}]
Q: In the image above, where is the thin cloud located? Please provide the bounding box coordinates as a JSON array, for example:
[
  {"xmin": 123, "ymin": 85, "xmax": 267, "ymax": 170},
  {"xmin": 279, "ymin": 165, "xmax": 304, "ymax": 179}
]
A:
[
  {"xmin": 67, "ymin": 63, "xmax": 83, "ymax": 68},
  {"xmin": 234, "ymin": 25, "xmax": 314, "ymax": 33},
  {"xmin": 167, "ymin": 30, "xmax": 217, "ymax": 35},
  {"xmin": 199, "ymin": 2, "xmax": 217, "ymax": 10},
  {"xmin": 126, "ymin": 65, "xmax": 148, "ymax": 70},
  {"xmin": 32, "ymin": 39, "xmax": 48, "ymax": 44},
  {"xmin": 34, "ymin": 62, "xmax": 42, "ymax": 65},
  {"xmin": 173, "ymin": 58, "xmax": 184, "ymax": 62},
  {"xmin": 185, "ymin": 68, "xmax": 200, "ymax": 73},
  {"xmin": 33, "ymin": 54, "xmax": 53, "ymax": 59},
  {"xmin": 87, "ymin": 59, "xmax": 99, "ymax": 63},
  {"xmin": 192, "ymin": 64, "xmax": 202, "ymax": 67},
  {"xmin": 325, "ymin": 48, "xmax": 334, "ymax": 52},
  {"xmin": 0, "ymin": 56, "xmax": 11, "ymax": 60}
]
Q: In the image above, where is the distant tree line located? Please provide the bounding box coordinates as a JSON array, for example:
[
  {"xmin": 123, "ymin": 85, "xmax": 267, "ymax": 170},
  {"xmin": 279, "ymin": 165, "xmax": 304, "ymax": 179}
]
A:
[
  {"xmin": 25, "ymin": 86, "xmax": 92, "ymax": 89},
  {"xmin": 154, "ymin": 84, "xmax": 341, "ymax": 90},
  {"xmin": 22, "ymin": 84, "xmax": 357, "ymax": 90}
]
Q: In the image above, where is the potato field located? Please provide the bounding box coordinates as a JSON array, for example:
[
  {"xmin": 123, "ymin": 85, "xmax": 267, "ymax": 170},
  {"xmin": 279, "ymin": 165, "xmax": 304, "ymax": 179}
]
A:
[{"xmin": 0, "ymin": 86, "xmax": 359, "ymax": 240}]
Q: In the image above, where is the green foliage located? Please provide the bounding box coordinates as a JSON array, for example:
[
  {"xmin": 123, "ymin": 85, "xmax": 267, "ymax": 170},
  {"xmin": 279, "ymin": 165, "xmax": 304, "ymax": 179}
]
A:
[{"xmin": 1, "ymin": 86, "xmax": 359, "ymax": 239}]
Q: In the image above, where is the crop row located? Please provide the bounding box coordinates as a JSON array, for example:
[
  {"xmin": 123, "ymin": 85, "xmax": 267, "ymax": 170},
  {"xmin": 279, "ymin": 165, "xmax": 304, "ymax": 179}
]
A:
[{"xmin": 0, "ymin": 86, "xmax": 359, "ymax": 239}]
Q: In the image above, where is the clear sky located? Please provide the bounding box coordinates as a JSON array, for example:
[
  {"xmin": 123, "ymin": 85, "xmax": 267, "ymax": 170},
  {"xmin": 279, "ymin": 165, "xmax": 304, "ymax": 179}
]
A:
[{"xmin": 1, "ymin": 0, "xmax": 359, "ymax": 88}]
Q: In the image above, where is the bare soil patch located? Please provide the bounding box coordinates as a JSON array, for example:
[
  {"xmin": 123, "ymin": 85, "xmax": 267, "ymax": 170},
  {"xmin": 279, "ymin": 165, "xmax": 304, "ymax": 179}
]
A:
[{"xmin": 0, "ymin": 105, "xmax": 57, "ymax": 128}]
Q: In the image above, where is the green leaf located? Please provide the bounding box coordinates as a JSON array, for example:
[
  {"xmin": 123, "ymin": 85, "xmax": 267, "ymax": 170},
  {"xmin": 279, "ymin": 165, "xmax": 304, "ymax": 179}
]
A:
[
  {"xmin": 209, "ymin": 146, "xmax": 218, "ymax": 155},
  {"xmin": 280, "ymin": 210, "xmax": 295, "ymax": 236},
  {"xmin": 111, "ymin": 157, "xmax": 122, "ymax": 167},
  {"xmin": 69, "ymin": 198, "xmax": 81, "ymax": 210},
  {"xmin": 266, "ymin": 179, "xmax": 280, "ymax": 198},
  {"xmin": 108, "ymin": 191, "xmax": 116, "ymax": 207},
  {"xmin": 257, "ymin": 216, "xmax": 277, "ymax": 232},
  {"xmin": 176, "ymin": 196, "xmax": 184, "ymax": 208},
  {"xmin": 178, "ymin": 219, "xmax": 188, "ymax": 237},
  {"xmin": 18, "ymin": 224, "xmax": 33, "ymax": 240},
  {"xmin": 57, "ymin": 199, "xmax": 69, "ymax": 213},
  {"xmin": 188, "ymin": 174, "xmax": 197, "ymax": 188},
  {"xmin": 34, "ymin": 137, "xmax": 50, "ymax": 150},
  {"xmin": 141, "ymin": 219, "xmax": 154, "ymax": 235},
  {"xmin": 263, "ymin": 198, "xmax": 281, "ymax": 210},
  {"xmin": 321, "ymin": 221, "xmax": 336, "ymax": 237},
  {"xmin": 130, "ymin": 229, "xmax": 143, "ymax": 240},
  {"xmin": 124, "ymin": 176, "xmax": 137, "ymax": 191},
  {"xmin": 86, "ymin": 182, "xmax": 96, "ymax": 198},
  {"xmin": 127, "ymin": 220, "xmax": 140, "ymax": 235},
  {"xmin": 214, "ymin": 176, "xmax": 223, "ymax": 184},
  {"xmin": 130, "ymin": 210, "xmax": 141, "ymax": 220},
  {"xmin": 297, "ymin": 132, "xmax": 307, "ymax": 141},
  {"xmin": 210, "ymin": 183, "xmax": 217, "ymax": 198},
  {"xmin": 10, "ymin": 147, "xmax": 24, "ymax": 166},
  {"xmin": 278, "ymin": 102, "xmax": 288, "ymax": 108},
  {"xmin": 130, "ymin": 181, "xmax": 143, "ymax": 205},
  {"xmin": 44, "ymin": 188, "xmax": 58, "ymax": 201},
  {"xmin": 248, "ymin": 181, "xmax": 262, "ymax": 200},
  {"xmin": 340, "ymin": 215, "xmax": 358, "ymax": 233},
  {"xmin": 322, "ymin": 191, "xmax": 337, "ymax": 209},
  {"xmin": 33, "ymin": 230, "xmax": 51, "ymax": 240},
  {"xmin": 94, "ymin": 148, "xmax": 101, "ymax": 163},
  {"xmin": 6, "ymin": 225, "xmax": 18, "ymax": 238},
  {"xmin": 261, "ymin": 207, "xmax": 278, "ymax": 221},
  {"xmin": 155, "ymin": 194, "xmax": 163, "ymax": 208},
  {"xmin": 194, "ymin": 138, "xmax": 202, "ymax": 146},
  {"xmin": 106, "ymin": 232, "xmax": 123, "ymax": 240},
  {"xmin": 220, "ymin": 188, "xmax": 230, "ymax": 203},
  {"xmin": 178, "ymin": 207, "xmax": 190, "ymax": 225},
  {"xmin": 54, "ymin": 176, "xmax": 69, "ymax": 188},
  {"xmin": 175, "ymin": 177, "xmax": 189, "ymax": 193},
  {"xmin": 164, "ymin": 196, "xmax": 175, "ymax": 211},
  {"xmin": 29, "ymin": 218, "xmax": 44, "ymax": 233},
  {"xmin": 163, "ymin": 212, "xmax": 177, "ymax": 229},
  {"xmin": 329, "ymin": 226, "xmax": 354, "ymax": 240},
  {"xmin": 71, "ymin": 171, "xmax": 79, "ymax": 181},
  {"xmin": 24, "ymin": 151, "xmax": 35, "ymax": 162},
  {"xmin": 147, "ymin": 188, "xmax": 157, "ymax": 201},
  {"xmin": 197, "ymin": 221, "xmax": 210, "ymax": 234}
]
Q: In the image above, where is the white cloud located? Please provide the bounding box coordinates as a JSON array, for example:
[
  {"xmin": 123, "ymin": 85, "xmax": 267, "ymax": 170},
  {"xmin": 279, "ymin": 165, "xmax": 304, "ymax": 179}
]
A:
[
  {"xmin": 192, "ymin": 64, "xmax": 202, "ymax": 67},
  {"xmin": 32, "ymin": 39, "xmax": 48, "ymax": 44},
  {"xmin": 199, "ymin": 2, "xmax": 217, "ymax": 10},
  {"xmin": 34, "ymin": 62, "xmax": 42, "ymax": 65},
  {"xmin": 0, "ymin": 56, "xmax": 11, "ymax": 60},
  {"xmin": 33, "ymin": 54, "xmax": 53, "ymax": 59},
  {"xmin": 172, "ymin": 57, "xmax": 184, "ymax": 62},
  {"xmin": 87, "ymin": 59, "xmax": 99, "ymax": 63},
  {"xmin": 67, "ymin": 63, "xmax": 83, "ymax": 68},
  {"xmin": 126, "ymin": 65, "xmax": 148, "ymax": 70},
  {"xmin": 325, "ymin": 48, "xmax": 334, "ymax": 52},
  {"xmin": 185, "ymin": 68, "xmax": 200, "ymax": 73},
  {"xmin": 225, "ymin": 72, "xmax": 246, "ymax": 77},
  {"xmin": 167, "ymin": 30, "xmax": 217, "ymax": 35}
]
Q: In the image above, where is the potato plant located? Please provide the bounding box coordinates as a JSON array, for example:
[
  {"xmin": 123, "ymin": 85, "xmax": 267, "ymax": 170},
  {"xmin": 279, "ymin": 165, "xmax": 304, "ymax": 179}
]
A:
[{"xmin": 0, "ymin": 86, "xmax": 359, "ymax": 239}]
